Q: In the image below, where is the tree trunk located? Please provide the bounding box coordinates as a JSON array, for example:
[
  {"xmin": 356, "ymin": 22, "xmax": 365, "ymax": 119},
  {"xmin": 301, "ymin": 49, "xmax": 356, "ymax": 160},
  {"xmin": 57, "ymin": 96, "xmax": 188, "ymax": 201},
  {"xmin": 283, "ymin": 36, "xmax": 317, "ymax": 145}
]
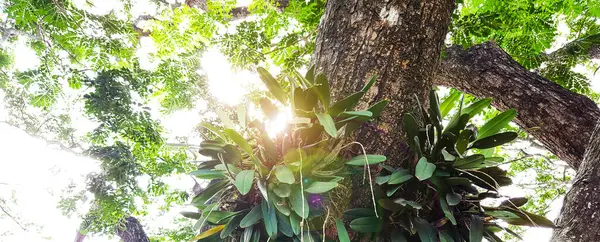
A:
[
  {"xmin": 551, "ymin": 119, "xmax": 600, "ymax": 241},
  {"xmin": 312, "ymin": 0, "xmax": 455, "ymax": 210},
  {"xmin": 434, "ymin": 42, "xmax": 600, "ymax": 170},
  {"xmin": 115, "ymin": 217, "xmax": 150, "ymax": 242}
]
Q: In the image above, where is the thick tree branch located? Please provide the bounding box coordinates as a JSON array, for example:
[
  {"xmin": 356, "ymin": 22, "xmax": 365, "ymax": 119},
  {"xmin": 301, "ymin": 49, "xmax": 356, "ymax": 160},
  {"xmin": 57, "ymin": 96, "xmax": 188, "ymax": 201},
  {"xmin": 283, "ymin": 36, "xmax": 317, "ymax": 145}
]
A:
[
  {"xmin": 435, "ymin": 42, "xmax": 600, "ymax": 170},
  {"xmin": 551, "ymin": 120, "xmax": 600, "ymax": 241}
]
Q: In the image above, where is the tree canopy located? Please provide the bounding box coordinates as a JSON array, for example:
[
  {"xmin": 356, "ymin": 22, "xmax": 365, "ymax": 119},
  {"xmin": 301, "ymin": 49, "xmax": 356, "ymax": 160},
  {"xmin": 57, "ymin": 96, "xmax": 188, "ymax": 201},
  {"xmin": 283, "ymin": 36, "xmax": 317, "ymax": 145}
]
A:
[{"xmin": 0, "ymin": 0, "xmax": 598, "ymax": 241}]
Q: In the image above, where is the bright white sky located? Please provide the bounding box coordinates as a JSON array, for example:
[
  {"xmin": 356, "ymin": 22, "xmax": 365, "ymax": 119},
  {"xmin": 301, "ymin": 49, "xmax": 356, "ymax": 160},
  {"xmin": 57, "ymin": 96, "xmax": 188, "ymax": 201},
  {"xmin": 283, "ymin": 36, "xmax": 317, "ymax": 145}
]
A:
[{"xmin": 0, "ymin": 0, "xmax": 599, "ymax": 241}]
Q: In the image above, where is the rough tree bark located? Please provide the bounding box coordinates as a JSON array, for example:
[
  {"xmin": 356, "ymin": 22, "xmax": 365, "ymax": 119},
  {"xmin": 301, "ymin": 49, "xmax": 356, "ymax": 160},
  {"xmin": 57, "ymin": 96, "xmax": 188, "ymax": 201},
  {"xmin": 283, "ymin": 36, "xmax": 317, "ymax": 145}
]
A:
[
  {"xmin": 311, "ymin": 0, "xmax": 455, "ymax": 211},
  {"xmin": 434, "ymin": 42, "xmax": 600, "ymax": 170},
  {"xmin": 551, "ymin": 120, "xmax": 600, "ymax": 242},
  {"xmin": 115, "ymin": 217, "xmax": 150, "ymax": 242}
]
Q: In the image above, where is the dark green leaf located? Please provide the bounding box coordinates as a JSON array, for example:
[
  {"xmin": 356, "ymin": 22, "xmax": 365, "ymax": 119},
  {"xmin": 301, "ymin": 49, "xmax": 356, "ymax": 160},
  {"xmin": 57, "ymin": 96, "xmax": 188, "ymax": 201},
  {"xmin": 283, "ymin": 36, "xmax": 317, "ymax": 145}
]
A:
[
  {"xmin": 439, "ymin": 230, "xmax": 455, "ymax": 242},
  {"xmin": 276, "ymin": 211, "xmax": 294, "ymax": 237},
  {"xmin": 343, "ymin": 208, "xmax": 376, "ymax": 220},
  {"xmin": 500, "ymin": 197, "xmax": 528, "ymax": 207},
  {"xmin": 346, "ymin": 154, "xmax": 387, "ymax": 166},
  {"xmin": 191, "ymin": 180, "xmax": 228, "ymax": 206},
  {"xmin": 305, "ymin": 65, "xmax": 316, "ymax": 83},
  {"xmin": 259, "ymin": 98, "xmax": 279, "ymax": 120},
  {"xmin": 403, "ymin": 113, "xmax": 420, "ymax": 141},
  {"xmin": 446, "ymin": 192, "xmax": 462, "ymax": 206},
  {"xmin": 180, "ymin": 211, "xmax": 201, "ymax": 220},
  {"xmin": 206, "ymin": 211, "xmax": 239, "ymax": 224},
  {"xmin": 454, "ymin": 154, "xmax": 486, "ymax": 169},
  {"xmin": 257, "ymin": 67, "xmax": 287, "ymax": 104},
  {"xmin": 471, "ymin": 132, "xmax": 518, "ymax": 149},
  {"xmin": 393, "ymin": 198, "xmax": 422, "ymax": 209},
  {"xmin": 242, "ymin": 226, "xmax": 253, "ymax": 242},
  {"xmin": 349, "ymin": 217, "xmax": 381, "ymax": 233},
  {"xmin": 235, "ymin": 170, "xmax": 254, "ymax": 195},
  {"xmin": 329, "ymin": 92, "xmax": 364, "ymax": 116},
  {"xmin": 336, "ymin": 219, "xmax": 351, "ymax": 242},
  {"xmin": 220, "ymin": 214, "xmax": 243, "ymax": 238},
  {"xmin": 387, "ymin": 184, "xmax": 402, "ymax": 197},
  {"xmin": 455, "ymin": 129, "xmax": 474, "ymax": 155},
  {"xmin": 257, "ymin": 180, "xmax": 269, "ymax": 201},
  {"xmin": 314, "ymin": 73, "xmax": 330, "ymax": 110},
  {"xmin": 199, "ymin": 122, "xmax": 228, "ymax": 141},
  {"xmin": 478, "ymin": 109, "xmax": 517, "ymax": 139},
  {"xmin": 240, "ymin": 206, "xmax": 262, "ymax": 228},
  {"xmin": 415, "ymin": 157, "xmax": 436, "ymax": 181},
  {"xmin": 261, "ymin": 200, "xmax": 277, "ymax": 238},
  {"xmin": 391, "ymin": 230, "xmax": 408, "ymax": 242},
  {"xmin": 414, "ymin": 217, "xmax": 437, "ymax": 242},
  {"xmin": 440, "ymin": 196, "xmax": 457, "ymax": 225},
  {"xmin": 470, "ymin": 215, "xmax": 484, "ymax": 242}
]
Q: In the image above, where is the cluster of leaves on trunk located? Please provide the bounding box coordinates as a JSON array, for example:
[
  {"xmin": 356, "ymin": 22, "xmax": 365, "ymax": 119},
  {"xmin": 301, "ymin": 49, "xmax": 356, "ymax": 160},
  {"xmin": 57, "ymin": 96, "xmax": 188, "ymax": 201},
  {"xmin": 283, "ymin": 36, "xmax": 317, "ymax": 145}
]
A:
[
  {"xmin": 339, "ymin": 91, "xmax": 555, "ymax": 241},
  {"xmin": 184, "ymin": 67, "xmax": 388, "ymax": 241}
]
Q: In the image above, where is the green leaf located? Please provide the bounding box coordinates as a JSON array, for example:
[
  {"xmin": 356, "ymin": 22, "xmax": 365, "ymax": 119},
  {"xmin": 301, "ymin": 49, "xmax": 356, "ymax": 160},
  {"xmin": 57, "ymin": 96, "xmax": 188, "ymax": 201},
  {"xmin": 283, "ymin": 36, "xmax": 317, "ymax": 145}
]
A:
[
  {"xmin": 343, "ymin": 208, "xmax": 376, "ymax": 220},
  {"xmin": 259, "ymin": 98, "xmax": 279, "ymax": 120},
  {"xmin": 273, "ymin": 183, "xmax": 291, "ymax": 197},
  {"xmin": 289, "ymin": 213, "xmax": 301, "ymax": 235},
  {"xmin": 440, "ymin": 91, "xmax": 461, "ymax": 118},
  {"xmin": 388, "ymin": 169, "xmax": 413, "ymax": 185},
  {"xmin": 223, "ymin": 129, "xmax": 253, "ymax": 156},
  {"xmin": 273, "ymin": 197, "xmax": 291, "ymax": 216},
  {"xmin": 454, "ymin": 154, "xmax": 486, "ymax": 169},
  {"xmin": 180, "ymin": 211, "xmax": 201, "ymax": 220},
  {"xmin": 375, "ymin": 175, "xmax": 391, "ymax": 185},
  {"xmin": 206, "ymin": 211, "xmax": 239, "ymax": 224},
  {"xmin": 190, "ymin": 170, "xmax": 226, "ymax": 179},
  {"xmin": 257, "ymin": 67, "xmax": 287, "ymax": 104},
  {"xmin": 361, "ymin": 75, "xmax": 377, "ymax": 92},
  {"xmin": 442, "ymin": 149, "xmax": 456, "ymax": 161},
  {"xmin": 471, "ymin": 132, "xmax": 518, "ymax": 149},
  {"xmin": 257, "ymin": 180, "xmax": 269, "ymax": 200},
  {"xmin": 379, "ymin": 198, "xmax": 403, "ymax": 212},
  {"xmin": 440, "ymin": 197, "xmax": 457, "ymax": 225},
  {"xmin": 439, "ymin": 231, "xmax": 455, "ymax": 242},
  {"xmin": 276, "ymin": 211, "xmax": 293, "ymax": 237},
  {"xmin": 445, "ymin": 177, "xmax": 472, "ymax": 186},
  {"xmin": 329, "ymin": 92, "xmax": 364, "ymax": 116},
  {"xmin": 446, "ymin": 192, "xmax": 462, "ymax": 206},
  {"xmin": 191, "ymin": 180, "xmax": 228, "ymax": 206},
  {"xmin": 235, "ymin": 170, "xmax": 254, "ymax": 195},
  {"xmin": 391, "ymin": 231, "xmax": 408, "ymax": 242},
  {"xmin": 242, "ymin": 226, "xmax": 253, "ymax": 242},
  {"xmin": 500, "ymin": 197, "xmax": 528, "ymax": 207},
  {"xmin": 274, "ymin": 165, "xmax": 295, "ymax": 184},
  {"xmin": 470, "ymin": 215, "xmax": 484, "ymax": 242},
  {"xmin": 314, "ymin": 73, "xmax": 330, "ymax": 110},
  {"xmin": 316, "ymin": 113, "xmax": 337, "ymax": 137},
  {"xmin": 261, "ymin": 200, "xmax": 278, "ymax": 238},
  {"xmin": 336, "ymin": 219, "xmax": 351, "ymax": 242},
  {"xmin": 393, "ymin": 198, "xmax": 422, "ymax": 209},
  {"xmin": 199, "ymin": 122, "xmax": 228, "ymax": 141},
  {"xmin": 414, "ymin": 217, "xmax": 437, "ymax": 242},
  {"xmin": 289, "ymin": 186, "xmax": 309, "ymax": 219},
  {"xmin": 305, "ymin": 65, "xmax": 316, "ymax": 83},
  {"xmin": 478, "ymin": 109, "xmax": 517, "ymax": 139},
  {"xmin": 429, "ymin": 90, "xmax": 442, "ymax": 121},
  {"xmin": 220, "ymin": 214, "xmax": 243, "ymax": 238},
  {"xmin": 349, "ymin": 217, "xmax": 381, "ymax": 233},
  {"xmin": 403, "ymin": 113, "xmax": 420, "ymax": 141},
  {"xmin": 341, "ymin": 110, "xmax": 373, "ymax": 117},
  {"xmin": 387, "ymin": 184, "xmax": 402, "ymax": 197},
  {"xmin": 240, "ymin": 206, "xmax": 262, "ymax": 228},
  {"xmin": 415, "ymin": 157, "xmax": 436, "ymax": 181},
  {"xmin": 462, "ymin": 98, "xmax": 492, "ymax": 116},
  {"xmin": 455, "ymin": 129, "xmax": 474, "ymax": 155},
  {"xmin": 304, "ymin": 181, "xmax": 338, "ymax": 193},
  {"xmin": 346, "ymin": 154, "xmax": 387, "ymax": 166}
]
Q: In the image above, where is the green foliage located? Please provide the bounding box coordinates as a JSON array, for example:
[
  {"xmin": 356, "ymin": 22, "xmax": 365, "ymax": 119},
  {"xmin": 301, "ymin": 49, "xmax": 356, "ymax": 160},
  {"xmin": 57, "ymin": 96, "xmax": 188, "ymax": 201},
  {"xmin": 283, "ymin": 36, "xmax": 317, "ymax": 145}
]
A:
[
  {"xmin": 186, "ymin": 67, "xmax": 385, "ymax": 240},
  {"xmin": 343, "ymin": 90, "xmax": 554, "ymax": 241}
]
